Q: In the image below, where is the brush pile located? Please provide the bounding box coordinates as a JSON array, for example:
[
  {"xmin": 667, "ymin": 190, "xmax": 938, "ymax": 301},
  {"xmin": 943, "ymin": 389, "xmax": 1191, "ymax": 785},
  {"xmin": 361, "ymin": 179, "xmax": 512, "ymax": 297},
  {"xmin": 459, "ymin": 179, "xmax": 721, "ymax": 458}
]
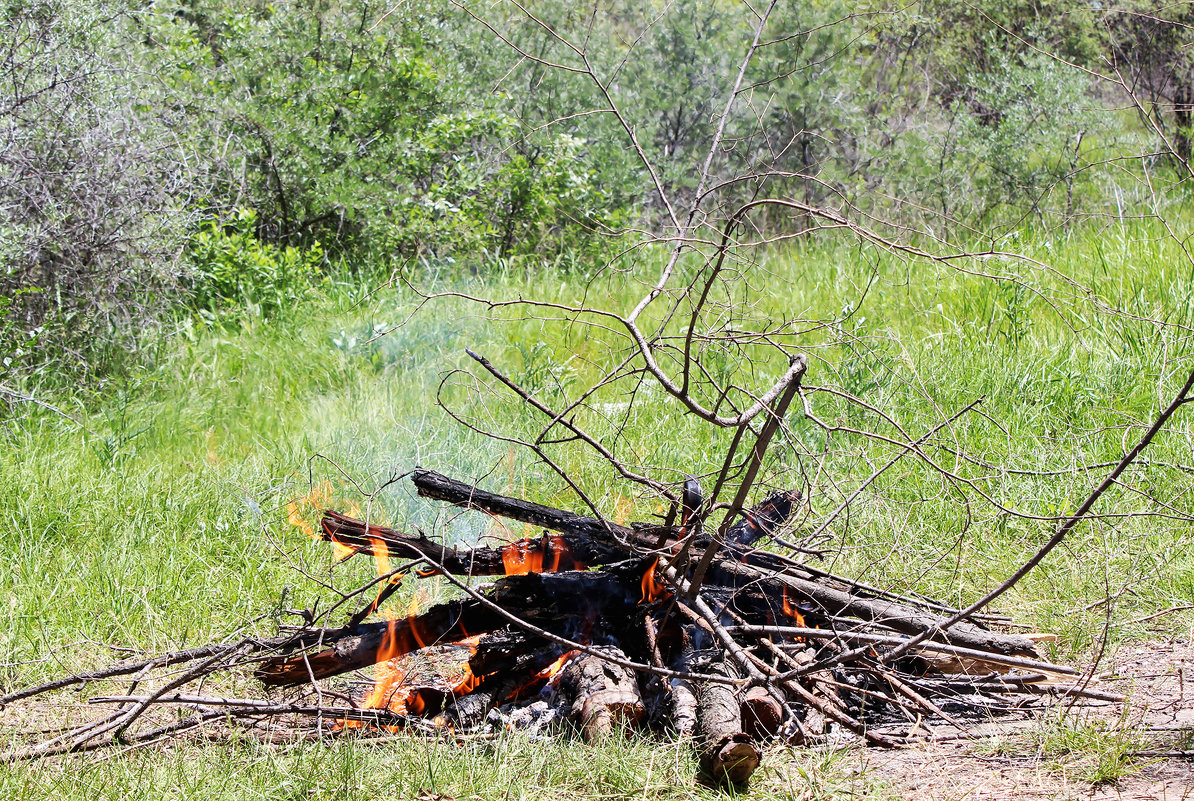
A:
[{"xmin": 1, "ymin": 469, "xmax": 1115, "ymax": 782}]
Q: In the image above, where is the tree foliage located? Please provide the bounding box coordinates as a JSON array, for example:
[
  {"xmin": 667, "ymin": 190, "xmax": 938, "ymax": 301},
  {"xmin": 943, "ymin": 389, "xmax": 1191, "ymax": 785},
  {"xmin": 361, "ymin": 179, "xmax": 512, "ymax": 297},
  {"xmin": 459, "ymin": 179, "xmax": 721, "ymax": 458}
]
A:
[{"xmin": 3, "ymin": 0, "xmax": 1194, "ymax": 380}]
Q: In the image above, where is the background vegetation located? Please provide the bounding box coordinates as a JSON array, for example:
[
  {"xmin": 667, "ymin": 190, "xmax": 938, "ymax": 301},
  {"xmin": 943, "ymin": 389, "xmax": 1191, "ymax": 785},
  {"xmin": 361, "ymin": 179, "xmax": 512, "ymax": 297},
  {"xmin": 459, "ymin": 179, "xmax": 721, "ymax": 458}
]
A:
[{"xmin": 3, "ymin": 0, "xmax": 1193, "ymax": 381}]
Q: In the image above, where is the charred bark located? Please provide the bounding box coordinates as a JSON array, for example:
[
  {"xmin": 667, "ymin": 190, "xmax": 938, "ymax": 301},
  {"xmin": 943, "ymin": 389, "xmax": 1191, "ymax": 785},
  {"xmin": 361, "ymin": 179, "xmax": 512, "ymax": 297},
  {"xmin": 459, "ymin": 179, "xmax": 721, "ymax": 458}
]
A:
[
  {"xmin": 556, "ymin": 646, "xmax": 645, "ymax": 741},
  {"xmin": 257, "ymin": 569, "xmax": 648, "ymax": 686},
  {"xmin": 321, "ymin": 510, "xmax": 621, "ymax": 574},
  {"xmin": 712, "ymin": 560, "xmax": 1040, "ymax": 658},
  {"xmin": 256, "ymin": 598, "xmax": 506, "ymax": 685}
]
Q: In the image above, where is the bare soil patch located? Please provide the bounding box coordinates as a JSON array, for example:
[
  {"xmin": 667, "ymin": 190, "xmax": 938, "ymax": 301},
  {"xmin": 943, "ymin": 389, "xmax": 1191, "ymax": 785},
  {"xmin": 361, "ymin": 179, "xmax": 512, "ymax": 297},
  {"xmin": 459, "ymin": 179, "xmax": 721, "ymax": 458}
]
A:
[{"xmin": 847, "ymin": 639, "xmax": 1194, "ymax": 800}]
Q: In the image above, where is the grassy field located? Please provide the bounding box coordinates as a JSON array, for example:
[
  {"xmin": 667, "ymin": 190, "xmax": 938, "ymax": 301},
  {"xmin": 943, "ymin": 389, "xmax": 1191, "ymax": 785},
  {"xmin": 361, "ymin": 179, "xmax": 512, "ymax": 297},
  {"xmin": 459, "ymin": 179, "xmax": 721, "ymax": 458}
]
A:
[{"xmin": 1, "ymin": 221, "xmax": 1192, "ymax": 798}]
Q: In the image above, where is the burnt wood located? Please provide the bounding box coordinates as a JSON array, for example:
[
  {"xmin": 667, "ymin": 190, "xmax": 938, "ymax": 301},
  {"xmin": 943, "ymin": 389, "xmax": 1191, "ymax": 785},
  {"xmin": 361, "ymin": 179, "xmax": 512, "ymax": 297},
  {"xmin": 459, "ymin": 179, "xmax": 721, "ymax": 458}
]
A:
[
  {"xmin": 712, "ymin": 560, "xmax": 1041, "ymax": 658},
  {"xmin": 256, "ymin": 569, "xmax": 651, "ymax": 686},
  {"xmin": 256, "ymin": 598, "xmax": 507, "ymax": 685},
  {"xmin": 557, "ymin": 646, "xmax": 645, "ymax": 741},
  {"xmin": 321, "ymin": 510, "xmax": 624, "ymax": 574},
  {"xmin": 404, "ymin": 470, "xmax": 1040, "ymax": 658}
]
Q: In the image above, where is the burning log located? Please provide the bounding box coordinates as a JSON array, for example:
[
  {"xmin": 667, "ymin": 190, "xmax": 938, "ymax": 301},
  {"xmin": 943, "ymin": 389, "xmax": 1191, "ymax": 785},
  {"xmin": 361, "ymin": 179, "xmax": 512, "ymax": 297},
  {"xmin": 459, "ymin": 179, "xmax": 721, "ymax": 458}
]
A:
[
  {"xmin": 256, "ymin": 598, "xmax": 506, "ymax": 685},
  {"xmin": 257, "ymin": 567, "xmax": 653, "ymax": 687},
  {"xmin": 556, "ymin": 646, "xmax": 645, "ymax": 741},
  {"xmin": 321, "ymin": 510, "xmax": 621, "ymax": 574},
  {"xmin": 695, "ymin": 660, "xmax": 761, "ymax": 784},
  {"xmin": 407, "ymin": 469, "xmax": 1041, "ymax": 659}
]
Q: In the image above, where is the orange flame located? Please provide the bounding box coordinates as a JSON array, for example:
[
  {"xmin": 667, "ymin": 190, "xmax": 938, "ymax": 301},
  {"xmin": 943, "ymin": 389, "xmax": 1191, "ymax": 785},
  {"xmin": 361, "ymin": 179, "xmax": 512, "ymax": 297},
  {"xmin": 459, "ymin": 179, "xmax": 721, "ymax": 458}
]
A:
[
  {"xmin": 338, "ymin": 613, "xmax": 408, "ymax": 730},
  {"xmin": 781, "ymin": 588, "xmax": 805, "ymax": 627},
  {"xmin": 537, "ymin": 650, "xmax": 579, "ymax": 683},
  {"xmin": 289, "ymin": 481, "xmax": 364, "ymax": 563},
  {"xmin": 357, "ymin": 537, "xmax": 405, "ymax": 618},
  {"xmin": 451, "ymin": 663, "xmax": 481, "ymax": 695},
  {"xmin": 403, "ymin": 590, "xmax": 431, "ymax": 650},
  {"xmin": 640, "ymin": 558, "xmax": 669, "ymax": 603},
  {"xmin": 330, "ymin": 535, "xmax": 360, "ymax": 563},
  {"xmin": 500, "ymin": 534, "xmax": 582, "ymax": 575},
  {"xmin": 286, "ymin": 501, "xmax": 314, "ymax": 538},
  {"xmin": 502, "ymin": 540, "xmax": 539, "ymax": 575},
  {"xmin": 613, "ymin": 494, "xmax": 633, "ymax": 526},
  {"xmin": 286, "ymin": 481, "xmax": 335, "ymax": 538}
]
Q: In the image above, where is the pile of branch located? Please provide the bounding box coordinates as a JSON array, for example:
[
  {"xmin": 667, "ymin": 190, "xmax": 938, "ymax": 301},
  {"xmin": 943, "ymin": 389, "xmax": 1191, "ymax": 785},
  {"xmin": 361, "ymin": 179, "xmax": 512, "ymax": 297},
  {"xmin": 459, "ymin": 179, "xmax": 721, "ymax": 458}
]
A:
[{"xmin": 1, "ymin": 469, "xmax": 1115, "ymax": 784}]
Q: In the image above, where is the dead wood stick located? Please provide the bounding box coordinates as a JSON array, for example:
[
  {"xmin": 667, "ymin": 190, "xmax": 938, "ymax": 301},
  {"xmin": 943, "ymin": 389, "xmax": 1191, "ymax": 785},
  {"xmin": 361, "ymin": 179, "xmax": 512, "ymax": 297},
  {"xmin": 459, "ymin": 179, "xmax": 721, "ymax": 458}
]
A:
[
  {"xmin": 877, "ymin": 668, "xmax": 969, "ymax": 733},
  {"xmin": 87, "ymin": 693, "xmax": 421, "ymax": 726},
  {"xmin": 731, "ymin": 624, "xmax": 1076, "ymax": 677},
  {"xmin": 420, "ymin": 554, "xmax": 743, "ymax": 686},
  {"xmin": 668, "ymin": 644, "xmax": 699, "ymax": 738},
  {"xmin": 715, "ymin": 561, "xmax": 1041, "ymax": 657},
  {"xmin": 0, "ymin": 634, "xmax": 287, "ymax": 707},
  {"xmin": 883, "ymin": 366, "xmax": 1194, "ymax": 664},
  {"xmin": 6, "ymin": 641, "xmax": 253, "ymax": 761},
  {"xmin": 753, "ymin": 637, "xmax": 903, "ymax": 748},
  {"xmin": 671, "ymin": 678, "xmax": 699, "ymax": 737},
  {"xmin": 687, "ymin": 355, "xmax": 805, "ymax": 595},
  {"xmin": 793, "ymin": 562, "xmax": 1012, "ymax": 624},
  {"xmin": 782, "ymin": 677, "xmax": 900, "ymax": 748},
  {"xmin": 273, "ymin": 548, "xmax": 742, "ymax": 688},
  {"xmin": 696, "ymin": 660, "xmax": 761, "ymax": 784},
  {"xmin": 660, "ymin": 559, "xmax": 766, "ymax": 682},
  {"xmin": 914, "ymin": 677, "xmax": 1124, "ymax": 703}
]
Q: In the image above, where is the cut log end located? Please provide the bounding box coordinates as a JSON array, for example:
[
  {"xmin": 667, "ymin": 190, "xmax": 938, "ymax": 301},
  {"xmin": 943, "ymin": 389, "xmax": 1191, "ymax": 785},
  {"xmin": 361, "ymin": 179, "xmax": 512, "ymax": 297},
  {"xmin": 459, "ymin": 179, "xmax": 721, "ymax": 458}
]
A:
[
  {"xmin": 700, "ymin": 733, "xmax": 762, "ymax": 785},
  {"xmin": 696, "ymin": 661, "xmax": 761, "ymax": 784},
  {"xmin": 741, "ymin": 686, "xmax": 783, "ymax": 740},
  {"xmin": 557, "ymin": 646, "xmax": 645, "ymax": 741}
]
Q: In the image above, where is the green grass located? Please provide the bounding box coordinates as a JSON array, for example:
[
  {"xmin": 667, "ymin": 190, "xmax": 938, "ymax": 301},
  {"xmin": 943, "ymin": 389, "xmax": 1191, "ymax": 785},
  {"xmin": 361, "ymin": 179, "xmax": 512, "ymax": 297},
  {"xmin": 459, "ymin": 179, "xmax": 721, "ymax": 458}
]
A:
[
  {"xmin": 975, "ymin": 709, "xmax": 1159, "ymax": 785},
  {"xmin": 1, "ymin": 219, "xmax": 1193, "ymax": 796},
  {"xmin": 0, "ymin": 731, "xmax": 892, "ymax": 800}
]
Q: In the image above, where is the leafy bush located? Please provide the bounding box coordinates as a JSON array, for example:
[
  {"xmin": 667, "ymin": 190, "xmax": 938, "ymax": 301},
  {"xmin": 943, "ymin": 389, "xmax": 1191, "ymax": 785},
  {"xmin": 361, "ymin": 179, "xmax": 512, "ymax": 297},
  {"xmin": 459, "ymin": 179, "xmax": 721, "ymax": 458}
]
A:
[
  {"xmin": 186, "ymin": 209, "xmax": 326, "ymax": 316},
  {"xmin": 0, "ymin": 0, "xmax": 196, "ymax": 381},
  {"xmin": 145, "ymin": 0, "xmax": 625, "ymax": 269},
  {"xmin": 382, "ymin": 126, "xmax": 626, "ymax": 263}
]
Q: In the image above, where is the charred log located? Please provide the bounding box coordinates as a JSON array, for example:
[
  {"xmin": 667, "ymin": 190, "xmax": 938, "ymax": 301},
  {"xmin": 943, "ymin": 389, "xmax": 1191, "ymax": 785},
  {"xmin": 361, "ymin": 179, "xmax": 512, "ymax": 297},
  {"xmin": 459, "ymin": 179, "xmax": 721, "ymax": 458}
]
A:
[
  {"xmin": 256, "ymin": 598, "xmax": 506, "ymax": 685},
  {"xmin": 412, "ymin": 469, "xmax": 657, "ymax": 550},
  {"xmin": 556, "ymin": 646, "xmax": 645, "ymax": 741},
  {"xmin": 257, "ymin": 568, "xmax": 650, "ymax": 686},
  {"xmin": 712, "ymin": 561, "xmax": 1041, "ymax": 658},
  {"xmin": 321, "ymin": 511, "xmax": 621, "ymax": 574}
]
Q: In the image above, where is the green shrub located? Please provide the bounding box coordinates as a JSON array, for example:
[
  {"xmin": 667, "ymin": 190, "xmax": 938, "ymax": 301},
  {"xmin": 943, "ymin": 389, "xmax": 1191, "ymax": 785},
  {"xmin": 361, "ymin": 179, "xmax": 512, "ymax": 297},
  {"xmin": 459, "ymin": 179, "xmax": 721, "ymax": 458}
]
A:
[
  {"xmin": 0, "ymin": 0, "xmax": 196, "ymax": 383},
  {"xmin": 185, "ymin": 209, "xmax": 326, "ymax": 316}
]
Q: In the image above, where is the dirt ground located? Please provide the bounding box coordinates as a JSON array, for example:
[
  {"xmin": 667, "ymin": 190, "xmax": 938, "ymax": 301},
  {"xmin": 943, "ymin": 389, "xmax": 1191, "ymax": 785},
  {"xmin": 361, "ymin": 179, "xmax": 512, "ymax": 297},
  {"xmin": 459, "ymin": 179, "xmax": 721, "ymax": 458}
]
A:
[{"xmin": 846, "ymin": 639, "xmax": 1194, "ymax": 800}]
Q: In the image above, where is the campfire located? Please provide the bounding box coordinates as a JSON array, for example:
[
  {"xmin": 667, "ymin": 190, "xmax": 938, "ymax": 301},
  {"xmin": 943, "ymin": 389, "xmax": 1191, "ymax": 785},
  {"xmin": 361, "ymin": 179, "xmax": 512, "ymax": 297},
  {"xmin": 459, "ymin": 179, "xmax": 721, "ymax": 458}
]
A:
[{"xmin": 2, "ymin": 466, "xmax": 1121, "ymax": 784}]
